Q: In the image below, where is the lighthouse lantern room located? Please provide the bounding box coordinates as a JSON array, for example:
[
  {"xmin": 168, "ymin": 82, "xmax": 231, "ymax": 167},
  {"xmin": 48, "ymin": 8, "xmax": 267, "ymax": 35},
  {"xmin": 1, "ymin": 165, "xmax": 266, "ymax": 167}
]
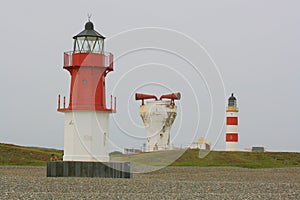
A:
[
  {"xmin": 73, "ymin": 21, "xmax": 105, "ymax": 53},
  {"xmin": 57, "ymin": 20, "xmax": 116, "ymax": 162}
]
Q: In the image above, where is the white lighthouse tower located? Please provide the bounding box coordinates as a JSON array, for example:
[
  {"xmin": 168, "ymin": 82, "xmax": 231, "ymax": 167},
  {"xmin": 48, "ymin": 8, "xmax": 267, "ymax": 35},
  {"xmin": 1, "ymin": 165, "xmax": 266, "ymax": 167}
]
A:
[
  {"xmin": 226, "ymin": 93, "xmax": 239, "ymax": 151},
  {"xmin": 57, "ymin": 20, "xmax": 116, "ymax": 162},
  {"xmin": 136, "ymin": 93, "xmax": 181, "ymax": 152}
]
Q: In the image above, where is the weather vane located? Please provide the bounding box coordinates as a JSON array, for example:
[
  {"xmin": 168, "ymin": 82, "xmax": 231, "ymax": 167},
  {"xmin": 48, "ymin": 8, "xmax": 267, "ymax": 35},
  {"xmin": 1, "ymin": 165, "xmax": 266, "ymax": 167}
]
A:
[{"xmin": 88, "ymin": 13, "xmax": 92, "ymax": 21}]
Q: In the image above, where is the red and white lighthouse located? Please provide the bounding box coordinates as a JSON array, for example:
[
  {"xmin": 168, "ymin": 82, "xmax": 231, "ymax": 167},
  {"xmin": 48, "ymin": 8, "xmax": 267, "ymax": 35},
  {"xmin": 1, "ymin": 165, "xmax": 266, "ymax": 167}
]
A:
[
  {"xmin": 57, "ymin": 20, "xmax": 116, "ymax": 162},
  {"xmin": 226, "ymin": 93, "xmax": 239, "ymax": 151}
]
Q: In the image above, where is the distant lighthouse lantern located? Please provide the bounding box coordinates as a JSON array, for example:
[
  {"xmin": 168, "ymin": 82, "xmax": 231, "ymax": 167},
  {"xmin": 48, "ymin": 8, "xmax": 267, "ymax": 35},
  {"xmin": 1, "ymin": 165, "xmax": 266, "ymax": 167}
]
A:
[{"xmin": 228, "ymin": 93, "xmax": 237, "ymax": 107}]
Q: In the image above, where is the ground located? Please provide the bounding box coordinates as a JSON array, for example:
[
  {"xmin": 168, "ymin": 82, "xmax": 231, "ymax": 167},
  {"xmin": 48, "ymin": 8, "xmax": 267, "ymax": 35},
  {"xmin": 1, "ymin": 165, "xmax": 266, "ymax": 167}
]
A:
[{"xmin": 1, "ymin": 166, "xmax": 299, "ymax": 199}]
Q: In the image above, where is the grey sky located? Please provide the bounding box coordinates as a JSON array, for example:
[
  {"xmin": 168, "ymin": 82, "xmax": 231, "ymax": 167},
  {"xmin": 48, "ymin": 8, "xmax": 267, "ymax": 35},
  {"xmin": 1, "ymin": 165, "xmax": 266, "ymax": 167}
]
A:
[{"xmin": 0, "ymin": 1, "xmax": 299, "ymax": 152}]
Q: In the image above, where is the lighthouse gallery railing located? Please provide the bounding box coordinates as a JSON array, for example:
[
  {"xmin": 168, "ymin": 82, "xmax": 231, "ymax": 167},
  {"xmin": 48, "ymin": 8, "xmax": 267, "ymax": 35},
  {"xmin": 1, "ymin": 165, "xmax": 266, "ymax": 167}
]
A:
[{"xmin": 64, "ymin": 51, "xmax": 113, "ymax": 69}]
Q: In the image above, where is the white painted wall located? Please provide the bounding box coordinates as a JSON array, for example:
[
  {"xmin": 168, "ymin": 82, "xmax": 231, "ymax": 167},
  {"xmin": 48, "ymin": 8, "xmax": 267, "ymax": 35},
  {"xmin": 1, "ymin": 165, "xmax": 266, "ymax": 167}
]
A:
[
  {"xmin": 63, "ymin": 110, "xmax": 109, "ymax": 162},
  {"xmin": 226, "ymin": 125, "xmax": 238, "ymax": 133},
  {"xmin": 226, "ymin": 112, "xmax": 238, "ymax": 117},
  {"xmin": 226, "ymin": 142, "xmax": 238, "ymax": 151},
  {"xmin": 140, "ymin": 101, "xmax": 177, "ymax": 152}
]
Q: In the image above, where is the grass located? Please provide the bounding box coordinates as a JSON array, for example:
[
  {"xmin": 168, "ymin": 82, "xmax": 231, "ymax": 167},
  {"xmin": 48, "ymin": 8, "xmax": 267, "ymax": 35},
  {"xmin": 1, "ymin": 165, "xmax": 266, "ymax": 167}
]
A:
[
  {"xmin": 112, "ymin": 149, "xmax": 300, "ymax": 168},
  {"xmin": 171, "ymin": 150, "xmax": 300, "ymax": 168},
  {"xmin": 0, "ymin": 143, "xmax": 299, "ymax": 168},
  {"xmin": 0, "ymin": 143, "xmax": 63, "ymax": 166}
]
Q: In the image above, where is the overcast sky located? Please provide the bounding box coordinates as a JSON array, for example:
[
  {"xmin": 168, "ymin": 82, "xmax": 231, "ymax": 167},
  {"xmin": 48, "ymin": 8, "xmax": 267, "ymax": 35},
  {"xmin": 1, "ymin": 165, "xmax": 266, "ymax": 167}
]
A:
[{"xmin": 0, "ymin": 1, "xmax": 299, "ymax": 152}]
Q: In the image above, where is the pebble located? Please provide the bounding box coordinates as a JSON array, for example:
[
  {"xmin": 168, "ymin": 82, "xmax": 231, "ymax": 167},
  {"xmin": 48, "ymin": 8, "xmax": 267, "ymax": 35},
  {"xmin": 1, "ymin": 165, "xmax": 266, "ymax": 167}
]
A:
[{"xmin": 0, "ymin": 166, "xmax": 299, "ymax": 199}]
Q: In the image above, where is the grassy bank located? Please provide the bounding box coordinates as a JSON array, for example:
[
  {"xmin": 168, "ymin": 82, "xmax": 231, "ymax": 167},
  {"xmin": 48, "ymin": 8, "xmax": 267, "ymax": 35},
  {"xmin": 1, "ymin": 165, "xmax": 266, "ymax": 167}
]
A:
[
  {"xmin": 0, "ymin": 143, "xmax": 63, "ymax": 166},
  {"xmin": 0, "ymin": 143, "xmax": 299, "ymax": 168},
  {"xmin": 171, "ymin": 150, "xmax": 300, "ymax": 168}
]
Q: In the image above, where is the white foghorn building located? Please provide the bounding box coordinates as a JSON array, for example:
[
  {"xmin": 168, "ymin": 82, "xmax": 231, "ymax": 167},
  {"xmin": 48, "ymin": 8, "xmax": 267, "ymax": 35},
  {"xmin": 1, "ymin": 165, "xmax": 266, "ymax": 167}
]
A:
[{"xmin": 136, "ymin": 93, "xmax": 181, "ymax": 152}]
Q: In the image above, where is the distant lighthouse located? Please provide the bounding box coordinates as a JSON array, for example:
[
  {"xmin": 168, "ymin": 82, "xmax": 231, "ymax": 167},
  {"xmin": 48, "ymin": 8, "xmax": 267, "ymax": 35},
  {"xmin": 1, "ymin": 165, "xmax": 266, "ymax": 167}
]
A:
[
  {"xmin": 226, "ymin": 93, "xmax": 239, "ymax": 151},
  {"xmin": 57, "ymin": 20, "xmax": 116, "ymax": 162}
]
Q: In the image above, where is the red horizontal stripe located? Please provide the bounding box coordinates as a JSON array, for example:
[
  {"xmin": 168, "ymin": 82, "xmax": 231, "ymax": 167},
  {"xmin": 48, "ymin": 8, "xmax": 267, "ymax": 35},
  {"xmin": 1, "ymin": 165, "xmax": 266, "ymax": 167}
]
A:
[
  {"xmin": 227, "ymin": 117, "xmax": 238, "ymax": 125},
  {"xmin": 226, "ymin": 133, "xmax": 238, "ymax": 142}
]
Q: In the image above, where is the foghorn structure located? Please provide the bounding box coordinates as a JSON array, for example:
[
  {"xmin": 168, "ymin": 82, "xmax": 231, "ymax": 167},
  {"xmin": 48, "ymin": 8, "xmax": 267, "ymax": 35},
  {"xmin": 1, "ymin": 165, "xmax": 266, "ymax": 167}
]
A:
[{"xmin": 136, "ymin": 93, "xmax": 181, "ymax": 152}]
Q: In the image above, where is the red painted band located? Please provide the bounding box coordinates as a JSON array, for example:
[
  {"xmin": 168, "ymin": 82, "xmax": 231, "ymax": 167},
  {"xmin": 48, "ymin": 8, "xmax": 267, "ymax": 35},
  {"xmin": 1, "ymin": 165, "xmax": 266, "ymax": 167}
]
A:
[
  {"xmin": 226, "ymin": 117, "xmax": 238, "ymax": 125},
  {"xmin": 226, "ymin": 133, "xmax": 238, "ymax": 142},
  {"xmin": 60, "ymin": 52, "xmax": 114, "ymax": 112}
]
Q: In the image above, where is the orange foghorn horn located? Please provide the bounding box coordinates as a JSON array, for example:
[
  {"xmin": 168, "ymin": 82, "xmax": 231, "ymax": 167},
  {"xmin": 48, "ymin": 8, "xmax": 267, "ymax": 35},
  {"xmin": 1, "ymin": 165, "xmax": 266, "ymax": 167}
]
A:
[
  {"xmin": 159, "ymin": 92, "xmax": 181, "ymax": 100},
  {"xmin": 135, "ymin": 93, "xmax": 158, "ymax": 105}
]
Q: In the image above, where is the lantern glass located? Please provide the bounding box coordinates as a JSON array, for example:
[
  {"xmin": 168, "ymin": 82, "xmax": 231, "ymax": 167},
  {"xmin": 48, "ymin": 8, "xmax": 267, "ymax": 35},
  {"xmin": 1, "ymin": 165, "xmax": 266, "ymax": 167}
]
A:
[
  {"xmin": 229, "ymin": 99, "xmax": 236, "ymax": 106},
  {"xmin": 74, "ymin": 36, "xmax": 104, "ymax": 53}
]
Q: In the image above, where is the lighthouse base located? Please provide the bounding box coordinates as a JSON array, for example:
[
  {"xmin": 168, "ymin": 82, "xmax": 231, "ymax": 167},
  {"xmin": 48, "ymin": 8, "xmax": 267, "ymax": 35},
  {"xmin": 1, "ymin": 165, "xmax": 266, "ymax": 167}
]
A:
[
  {"xmin": 63, "ymin": 111, "xmax": 110, "ymax": 162},
  {"xmin": 226, "ymin": 142, "xmax": 238, "ymax": 151},
  {"xmin": 46, "ymin": 161, "xmax": 132, "ymax": 178}
]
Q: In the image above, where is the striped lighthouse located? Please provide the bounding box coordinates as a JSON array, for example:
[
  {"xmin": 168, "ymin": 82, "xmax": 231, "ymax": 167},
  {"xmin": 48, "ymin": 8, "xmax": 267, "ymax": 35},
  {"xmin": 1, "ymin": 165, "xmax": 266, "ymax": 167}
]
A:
[{"xmin": 226, "ymin": 93, "xmax": 239, "ymax": 151}]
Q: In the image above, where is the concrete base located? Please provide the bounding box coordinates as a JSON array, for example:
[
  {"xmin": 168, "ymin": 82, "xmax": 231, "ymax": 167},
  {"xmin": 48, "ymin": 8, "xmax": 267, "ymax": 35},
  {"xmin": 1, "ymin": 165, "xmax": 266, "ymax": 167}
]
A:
[{"xmin": 47, "ymin": 161, "xmax": 132, "ymax": 178}]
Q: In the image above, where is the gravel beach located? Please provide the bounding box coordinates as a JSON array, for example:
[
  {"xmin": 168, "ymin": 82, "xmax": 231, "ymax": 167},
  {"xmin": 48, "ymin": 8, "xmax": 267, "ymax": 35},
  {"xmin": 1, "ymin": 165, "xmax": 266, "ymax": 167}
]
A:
[{"xmin": 1, "ymin": 166, "xmax": 299, "ymax": 199}]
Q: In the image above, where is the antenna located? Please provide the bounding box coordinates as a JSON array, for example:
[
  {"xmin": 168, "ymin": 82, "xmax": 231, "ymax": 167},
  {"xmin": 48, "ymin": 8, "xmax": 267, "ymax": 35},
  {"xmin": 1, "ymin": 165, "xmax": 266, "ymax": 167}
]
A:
[{"xmin": 87, "ymin": 13, "xmax": 92, "ymax": 21}]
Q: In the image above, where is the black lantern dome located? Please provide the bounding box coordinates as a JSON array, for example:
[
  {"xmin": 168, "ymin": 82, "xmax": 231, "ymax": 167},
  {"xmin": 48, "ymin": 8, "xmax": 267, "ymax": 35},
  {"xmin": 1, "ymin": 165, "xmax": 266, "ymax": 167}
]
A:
[
  {"xmin": 228, "ymin": 93, "xmax": 237, "ymax": 107},
  {"xmin": 73, "ymin": 21, "xmax": 105, "ymax": 53}
]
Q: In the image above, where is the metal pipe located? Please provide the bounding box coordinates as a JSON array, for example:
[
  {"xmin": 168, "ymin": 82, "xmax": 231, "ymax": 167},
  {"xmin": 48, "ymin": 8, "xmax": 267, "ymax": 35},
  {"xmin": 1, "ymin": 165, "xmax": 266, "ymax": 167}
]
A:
[
  {"xmin": 114, "ymin": 97, "xmax": 117, "ymax": 112},
  {"xmin": 110, "ymin": 95, "xmax": 113, "ymax": 110},
  {"xmin": 63, "ymin": 96, "xmax": 66, "ymax": 109},
  {"xmin": 58, "ymin": 94, "xmax": 61, "ymax": 109}
]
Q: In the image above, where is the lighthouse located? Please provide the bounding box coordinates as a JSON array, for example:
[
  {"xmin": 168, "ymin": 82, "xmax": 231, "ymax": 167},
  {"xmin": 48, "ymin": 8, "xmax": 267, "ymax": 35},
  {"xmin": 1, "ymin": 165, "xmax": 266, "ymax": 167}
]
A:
[
  {"xmin": 47, "ymin": 19, "xmax": 132, "ymax": 178},
  {"xmin": 226, "ymin": 93, "xmax": 239, "ymax": 151},
  {"xmin": 57, "ymin": 20, "xmax": 116, "ymax": 162},
  {"xmin": 136, "ymin": 93, "xmax": 181, "ymax": 152}
]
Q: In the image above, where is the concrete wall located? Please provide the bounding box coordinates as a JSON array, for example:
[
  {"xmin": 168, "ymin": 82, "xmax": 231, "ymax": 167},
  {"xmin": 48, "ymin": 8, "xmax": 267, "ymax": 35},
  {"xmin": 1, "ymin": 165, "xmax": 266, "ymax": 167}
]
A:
[
  {"xmin": 140, "ymin": 100, "xmax": 177, "ymax": 152},
  {"xmin": 47, "ymin": 161, "xmax": 132, "ymax": 178},
  {"xmin": 63, "ymin": 111, "xmax": 109, "ymax": 162}
]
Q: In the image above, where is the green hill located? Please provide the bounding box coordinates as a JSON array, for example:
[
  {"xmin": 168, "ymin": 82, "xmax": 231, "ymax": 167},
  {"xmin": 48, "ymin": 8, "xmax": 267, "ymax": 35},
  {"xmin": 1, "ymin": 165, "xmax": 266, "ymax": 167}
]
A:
[
  {"xmin": 111, "ymin": 149, "xmax": 300, "ymax": 168},
  {"xmin": 0, "ymin": 143, "xmax": 63, "ymax": 166},
  {"xmin": 0, "ymin": 143, "xmax": 299, "ymax": 168},
  {"xmin": 172, "ymin": 150, "xmax": 300, "ymax": 168}
]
